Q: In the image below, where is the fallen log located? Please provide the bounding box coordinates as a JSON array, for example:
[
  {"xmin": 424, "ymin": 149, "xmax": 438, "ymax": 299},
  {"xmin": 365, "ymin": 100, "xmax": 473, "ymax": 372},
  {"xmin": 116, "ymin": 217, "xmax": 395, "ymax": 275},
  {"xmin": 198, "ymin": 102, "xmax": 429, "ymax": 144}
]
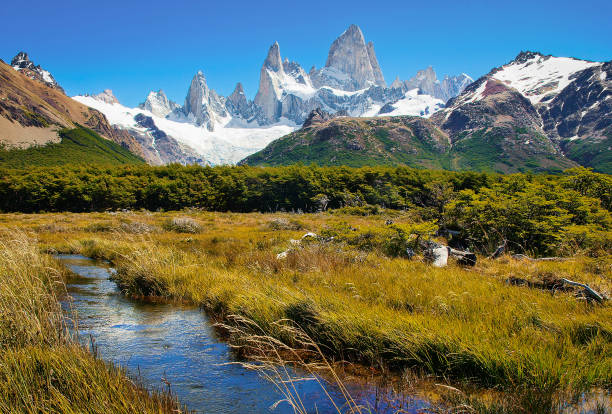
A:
[
  {"xmin": 560, "ymin": 278, "xmax": 606, "ymax": 303},
  {"xmin": 422, "ymin": 241, "xmax": 476, "ymax": 267},
  {"xmin": 489, "ymin": 240, "xmax": 507, "ymax": 259},
  {"xmin": 449, "ymin": 248, "xmax": 477, "ymax": 266},
  {"xmin": 512, "ymin": 254, "xmax": 571, "ymax": 262}
]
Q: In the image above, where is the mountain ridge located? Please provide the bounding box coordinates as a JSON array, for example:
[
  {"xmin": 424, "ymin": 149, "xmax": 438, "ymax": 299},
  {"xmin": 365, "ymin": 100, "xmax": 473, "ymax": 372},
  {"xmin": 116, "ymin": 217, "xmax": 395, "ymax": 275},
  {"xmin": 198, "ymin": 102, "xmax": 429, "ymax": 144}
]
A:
[{"xmin": 67, "ymin": 24, "xmax": 471, "ymax": 165}]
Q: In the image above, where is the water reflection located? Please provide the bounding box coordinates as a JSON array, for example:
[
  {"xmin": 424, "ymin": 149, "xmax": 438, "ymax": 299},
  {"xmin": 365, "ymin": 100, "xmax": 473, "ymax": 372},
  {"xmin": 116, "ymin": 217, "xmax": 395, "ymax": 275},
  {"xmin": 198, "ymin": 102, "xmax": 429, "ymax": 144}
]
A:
[{"xmin": 57, "ymin": 254, "xmax": 430, "ymax": 414}]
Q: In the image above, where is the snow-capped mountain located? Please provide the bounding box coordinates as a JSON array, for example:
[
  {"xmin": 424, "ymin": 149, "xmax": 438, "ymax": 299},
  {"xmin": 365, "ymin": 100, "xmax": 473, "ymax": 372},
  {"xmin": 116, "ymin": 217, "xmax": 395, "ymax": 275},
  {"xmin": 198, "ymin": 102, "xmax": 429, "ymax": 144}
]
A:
[
  {"xmin": 139, "ymin": 90, "xmax": 180, "ymax": 118},
  {"xmin": 403, "ymin": 67, "xmax": 473, "ymax": 103},
  {"xmin": 74, "ymin": 25, "xmax": 472, "ymax": 165},
  {"xmin": 11, "ymin": 52, "xmax": 65, "ymax": 93},
  {"xmin": 431, "ymin": 51, "xmax": 611, "ymax": 173},
  {"xmin": 250, "ymin": 25, "xmax": 470, "ymax": 126}
]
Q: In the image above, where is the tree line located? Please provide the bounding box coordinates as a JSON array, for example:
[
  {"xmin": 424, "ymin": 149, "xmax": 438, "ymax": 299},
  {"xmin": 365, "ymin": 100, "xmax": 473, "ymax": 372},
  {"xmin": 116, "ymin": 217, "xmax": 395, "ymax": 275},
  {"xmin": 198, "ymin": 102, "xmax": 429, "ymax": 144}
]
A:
[{"xmin": 1, "ymin": 164, "xmax": 609, "ymax": 255}]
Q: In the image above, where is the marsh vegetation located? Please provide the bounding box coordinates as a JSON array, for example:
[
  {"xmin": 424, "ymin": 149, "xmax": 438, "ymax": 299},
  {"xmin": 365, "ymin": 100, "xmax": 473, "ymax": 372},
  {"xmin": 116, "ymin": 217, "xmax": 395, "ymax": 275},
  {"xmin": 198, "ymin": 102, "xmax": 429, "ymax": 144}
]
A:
[{"xmin": 1, "ymin": 207, "xmax": 609, "ymax": 413}]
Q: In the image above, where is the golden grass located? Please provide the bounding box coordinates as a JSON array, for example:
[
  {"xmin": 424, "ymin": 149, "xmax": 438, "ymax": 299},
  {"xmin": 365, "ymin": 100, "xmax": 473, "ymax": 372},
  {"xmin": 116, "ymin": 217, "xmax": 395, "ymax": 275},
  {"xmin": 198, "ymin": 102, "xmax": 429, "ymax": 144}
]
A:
[
  {"xmin": 2, "ymin": 210, "xmax": 611, "ymax": 413},
  {"xmin": 0, "ymin": 230, "xmax": 185, "ymax": 413}
]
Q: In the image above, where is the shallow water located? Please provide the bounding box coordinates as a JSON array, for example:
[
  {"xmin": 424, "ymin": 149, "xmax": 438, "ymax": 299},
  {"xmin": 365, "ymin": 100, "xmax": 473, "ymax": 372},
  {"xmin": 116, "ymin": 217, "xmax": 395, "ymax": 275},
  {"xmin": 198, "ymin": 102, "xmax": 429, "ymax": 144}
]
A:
[{"xmin": 57, "ymin": 254, "xmax": 430, "ymax": 414}]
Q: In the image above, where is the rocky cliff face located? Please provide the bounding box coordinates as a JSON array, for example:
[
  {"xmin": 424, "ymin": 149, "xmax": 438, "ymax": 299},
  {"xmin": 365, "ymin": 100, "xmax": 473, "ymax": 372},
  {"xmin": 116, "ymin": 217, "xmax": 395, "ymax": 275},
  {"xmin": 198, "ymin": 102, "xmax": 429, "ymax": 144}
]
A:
[
  {"xmin": 10, "ymin": 52, "xmax": 65, "ymax": 93},
  {"xmin": 140, "ymin": 90, "xmax": 180, "ymax": 117},
  {"xmin": 319, "ymin": 25, "xmax": 385, "ymax": 91},
  {"xmin": 183, "ymin": 71, "xmax": 228, "ymax": 131},
  {"xmin": 254, "ymin": 42, "xmax": 285, "ymax": 122},
  {"xmin": 538, "ymin": 61, "xmax": 611, "ymax": 172},
  {"xmin": 367, "ymin": 41, "xmax": 385, "ymax": 87}
]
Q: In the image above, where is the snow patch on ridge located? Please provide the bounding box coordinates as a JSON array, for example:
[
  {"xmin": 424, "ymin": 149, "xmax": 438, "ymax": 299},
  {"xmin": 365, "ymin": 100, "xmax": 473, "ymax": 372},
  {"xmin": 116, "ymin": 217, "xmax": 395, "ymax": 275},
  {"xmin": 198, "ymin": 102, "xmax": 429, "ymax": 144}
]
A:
[
  {"xmin": 378, "ymin": 89, "xmax": 445, "ymax": 117},
  {"xmin": 492, "ymin": 55, "xmax": 601, "ymax": 104}
]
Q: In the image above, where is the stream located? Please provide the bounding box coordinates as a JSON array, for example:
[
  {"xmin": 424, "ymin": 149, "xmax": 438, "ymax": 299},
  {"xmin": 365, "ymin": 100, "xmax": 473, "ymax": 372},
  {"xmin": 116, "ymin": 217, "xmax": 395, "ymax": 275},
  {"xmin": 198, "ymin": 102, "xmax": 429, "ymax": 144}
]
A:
[{"xmin": 57, "ymin": 254, "xmax": 431, "ymax": 414}]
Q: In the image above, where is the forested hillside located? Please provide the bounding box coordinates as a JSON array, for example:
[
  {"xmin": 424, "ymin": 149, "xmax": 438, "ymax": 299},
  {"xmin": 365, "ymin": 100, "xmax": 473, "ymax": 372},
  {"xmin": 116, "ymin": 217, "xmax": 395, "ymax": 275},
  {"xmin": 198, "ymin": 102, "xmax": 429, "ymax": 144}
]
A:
[{"xmin": 0, "ymin": 126, "xmax": 144, "ymax": 168}]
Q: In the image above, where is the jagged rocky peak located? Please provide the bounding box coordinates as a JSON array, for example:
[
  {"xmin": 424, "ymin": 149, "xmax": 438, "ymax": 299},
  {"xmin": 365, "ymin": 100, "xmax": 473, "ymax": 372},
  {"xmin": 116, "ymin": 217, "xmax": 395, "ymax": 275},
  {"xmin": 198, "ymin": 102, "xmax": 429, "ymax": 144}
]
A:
[
  {"xmin": 390, "ymin": 76, "xmax": 404, "ymax": 89},
  {"xmin": 513, "ymin": 50, "xmax": 546, "ymax": 64},
  {"xmin": 226, "ymin": 82, "xmax": 249, "ymax": 114},
  {"xmin": 10, "ymin": 51, "xmax": 65, "ymax": 93},
  {"xmin": 366, "ymin": 41, "xmax": 385, "ymax": 87},
  {"xmin": 11, "ymin": 52, "xmax": 35, "ymax": 70},
  {"xmin": 264, "ymin": 41, "xmax": 283, "ymax": 72},
  {"xmin": 94, "ymin": 89, "xmax": 120, "ymax": 105},
  {"xmin": 404, "ymin": 67, "xmax": 473, "ymax": 103},
  {"xmin": 322, "ymin": 24, "xmax": 385, "ymax": 90},
  {"xmin": 141, "ymin": 89, "xmax": 179, "ymax": 117},
  {"xmin": 184, "ymin": 70, "xmax": 228, "ymax": 131},
  {"xmin": 254, "ymin": 42, "xmax": 285, "ymax": 122}
]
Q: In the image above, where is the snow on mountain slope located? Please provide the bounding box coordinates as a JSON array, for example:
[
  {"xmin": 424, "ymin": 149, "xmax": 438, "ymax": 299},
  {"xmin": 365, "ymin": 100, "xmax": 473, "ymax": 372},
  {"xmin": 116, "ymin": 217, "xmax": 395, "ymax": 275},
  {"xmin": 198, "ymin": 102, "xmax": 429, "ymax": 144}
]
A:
[
  {"xmin": 73, "ymin": 95, "xmax": 296, "ymax": 165},
  {"xmin": 377, "ymin": 89, "xmax": 444, "ymax": 117},
  {"xmin": 490, "ymin": 52, "xmax": 601, "ymax": 104}
]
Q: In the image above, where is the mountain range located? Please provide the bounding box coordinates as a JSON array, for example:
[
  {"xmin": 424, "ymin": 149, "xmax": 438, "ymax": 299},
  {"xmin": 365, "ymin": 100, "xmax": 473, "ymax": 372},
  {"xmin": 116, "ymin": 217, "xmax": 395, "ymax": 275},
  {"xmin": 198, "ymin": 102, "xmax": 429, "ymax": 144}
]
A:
[
  {"xmin": 0, "ymin": 25, "xmax": 609, "ymax": 173},
  {"xmin": 70, "ymin": 24, "xmax": 471, "ymax": 165},
  {"xmin": 244, "ymin": 51, "xmax": 611, "ymax": 173}
]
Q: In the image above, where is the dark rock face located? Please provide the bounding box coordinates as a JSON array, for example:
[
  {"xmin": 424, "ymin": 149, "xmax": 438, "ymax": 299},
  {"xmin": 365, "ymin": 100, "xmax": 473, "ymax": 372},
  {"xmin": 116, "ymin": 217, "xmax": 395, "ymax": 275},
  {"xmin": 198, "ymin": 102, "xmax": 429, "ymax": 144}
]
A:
[
  {"xmin": 10, "ymin": 51, "xmax": 65, "ymax": 93},
  {"xmin": 302, "ymin": 108, "xmax": 348, "ymax": 128},
  {"xmin": 132, "ymin": 113, "xmax": 204, "ymax": 165},
  {"xmin": 540, "ymin": 62, "xmax": 611, "ymax": 141}
]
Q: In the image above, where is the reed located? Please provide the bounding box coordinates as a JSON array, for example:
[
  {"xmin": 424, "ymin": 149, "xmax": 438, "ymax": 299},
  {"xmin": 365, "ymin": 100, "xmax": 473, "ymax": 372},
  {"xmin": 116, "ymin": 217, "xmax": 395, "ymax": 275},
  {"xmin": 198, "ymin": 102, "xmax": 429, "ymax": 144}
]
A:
[
  {"xmin": 4, "ymin": 210, "xmax": 611, "ymax": 413},
  {"xmin": 0, "ymin": 230, "xmax": 186, "ymax": 413}
]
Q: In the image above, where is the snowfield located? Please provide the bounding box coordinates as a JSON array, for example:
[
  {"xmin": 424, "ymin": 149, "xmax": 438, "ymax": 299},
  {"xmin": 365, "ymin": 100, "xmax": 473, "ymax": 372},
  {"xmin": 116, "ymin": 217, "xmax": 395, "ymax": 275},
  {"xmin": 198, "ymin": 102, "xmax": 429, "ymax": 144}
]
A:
[
  {"xmin": 74, "ymin": 95, "xmax": 297, "ymax": 165},
  {"xmin": 378, "ymin": 89, "xmax": 445, "ymax": 117}
]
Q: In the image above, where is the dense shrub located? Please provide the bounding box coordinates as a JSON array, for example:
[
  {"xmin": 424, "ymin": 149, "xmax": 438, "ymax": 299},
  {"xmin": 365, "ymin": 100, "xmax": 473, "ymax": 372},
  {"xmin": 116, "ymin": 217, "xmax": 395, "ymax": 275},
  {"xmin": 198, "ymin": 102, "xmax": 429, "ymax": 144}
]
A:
[{"xmin": 0, "ymin": 164, "xmax": 609, "ymax": 255}]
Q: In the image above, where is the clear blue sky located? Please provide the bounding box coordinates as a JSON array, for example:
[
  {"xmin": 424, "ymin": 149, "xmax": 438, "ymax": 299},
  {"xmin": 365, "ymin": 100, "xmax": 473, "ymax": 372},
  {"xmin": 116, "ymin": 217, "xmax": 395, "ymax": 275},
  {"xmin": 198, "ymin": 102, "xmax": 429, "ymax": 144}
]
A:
[{"xmin": 2, "ymin": 0, "xmax": 610, "ymax": 107}]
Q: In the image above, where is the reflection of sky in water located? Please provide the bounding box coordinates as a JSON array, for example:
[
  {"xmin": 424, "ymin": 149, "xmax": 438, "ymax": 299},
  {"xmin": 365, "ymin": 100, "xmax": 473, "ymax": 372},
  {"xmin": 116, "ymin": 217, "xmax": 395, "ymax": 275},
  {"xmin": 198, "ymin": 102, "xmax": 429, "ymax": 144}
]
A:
[{"xmin": 58, "ymin": 255, "xmax": 430, "ymax": 414}]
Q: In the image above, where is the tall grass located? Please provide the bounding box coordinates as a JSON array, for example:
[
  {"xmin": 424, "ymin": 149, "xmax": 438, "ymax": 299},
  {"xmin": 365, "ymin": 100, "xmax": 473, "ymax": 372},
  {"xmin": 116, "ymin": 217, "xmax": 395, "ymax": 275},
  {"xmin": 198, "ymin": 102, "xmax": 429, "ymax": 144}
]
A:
[
  {"xmin": 7, "ymin": 211, "xmax": 612, "ymax": 413},
  {"xmin": 0, "ymin": 230, "xmax": 186, "ymax": 413}
]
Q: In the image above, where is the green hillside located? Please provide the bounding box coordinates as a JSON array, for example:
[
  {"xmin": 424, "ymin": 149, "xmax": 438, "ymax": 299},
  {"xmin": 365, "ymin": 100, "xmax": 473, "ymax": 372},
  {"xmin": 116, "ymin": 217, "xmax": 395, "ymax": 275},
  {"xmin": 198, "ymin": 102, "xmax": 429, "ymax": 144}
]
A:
[
  {"xmin": 241, "ymin": 116, "xmax": 453, "ymax": 169},
  {"xmin": 241, "ymin": 116, "xmax": 578, "ymax": 174},
  {"xmin": 0, "ymin": 126, "xmax": 144, "ymax": 168}
]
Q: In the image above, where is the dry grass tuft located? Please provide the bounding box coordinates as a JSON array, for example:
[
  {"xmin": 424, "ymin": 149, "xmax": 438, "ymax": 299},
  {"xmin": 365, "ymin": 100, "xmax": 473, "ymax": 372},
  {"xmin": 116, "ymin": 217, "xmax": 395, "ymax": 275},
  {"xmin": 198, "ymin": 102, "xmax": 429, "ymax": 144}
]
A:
[
  {"xmin": 163, "ymin": 217, "xmax": 202, "ymax": 233},
  {"xmin": 0, "ymin": 230, "xmax": 187, "ymax": 413}
]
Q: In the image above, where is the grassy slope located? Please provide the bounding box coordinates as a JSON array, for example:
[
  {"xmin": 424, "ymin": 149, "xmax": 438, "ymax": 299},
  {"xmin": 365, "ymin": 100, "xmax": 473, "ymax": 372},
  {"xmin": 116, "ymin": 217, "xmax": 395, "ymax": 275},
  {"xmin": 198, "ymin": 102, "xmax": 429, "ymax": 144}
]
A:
[
  {"xmin": 243, "ymin": 121, "xmax": 577, "ymax": 174},
  {"xmin": 0, "ymin": 231, "xmax": 183, "ymax": 413},
  {"xmin": 15, "ymin": 211, "xmax": 611, "ymax": 413},
  {"xmin": 561, "ymin": 129, "xmax": 612, "ymax": 174},
  {"xmin": 242, "ymin": 117, "xmax": 452, "ymax": 170},
  {"xmin": 0, "ymin": 126, "xmax": 144, "ymax": 168},
  {"xmin": 450, "ymin": 128, "xmax": 577, "ymax": 174}
]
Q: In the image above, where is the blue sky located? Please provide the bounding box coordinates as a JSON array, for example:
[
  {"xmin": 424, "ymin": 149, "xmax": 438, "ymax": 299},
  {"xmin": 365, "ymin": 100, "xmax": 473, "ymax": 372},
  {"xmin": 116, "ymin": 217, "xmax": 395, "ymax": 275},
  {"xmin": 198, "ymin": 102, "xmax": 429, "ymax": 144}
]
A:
[{"xmin": 2, "ymin": 0, "xmax": 610, "ymax": 107}]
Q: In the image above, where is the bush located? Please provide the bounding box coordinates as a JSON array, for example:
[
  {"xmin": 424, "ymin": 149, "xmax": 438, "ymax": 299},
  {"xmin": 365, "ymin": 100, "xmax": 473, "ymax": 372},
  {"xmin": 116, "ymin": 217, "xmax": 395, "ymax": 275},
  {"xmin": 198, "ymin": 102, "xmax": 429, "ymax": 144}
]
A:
[
  {"xmin": 265, "ymin": 217, "xmax": 304, "ymax": 231},
  {"xmin": 330, "ymin": 204, "xmax": 381, "ymax": 216},
  {"xmin": 163, "ymin": 217, "xmax": 202, "ymax": 234}
]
